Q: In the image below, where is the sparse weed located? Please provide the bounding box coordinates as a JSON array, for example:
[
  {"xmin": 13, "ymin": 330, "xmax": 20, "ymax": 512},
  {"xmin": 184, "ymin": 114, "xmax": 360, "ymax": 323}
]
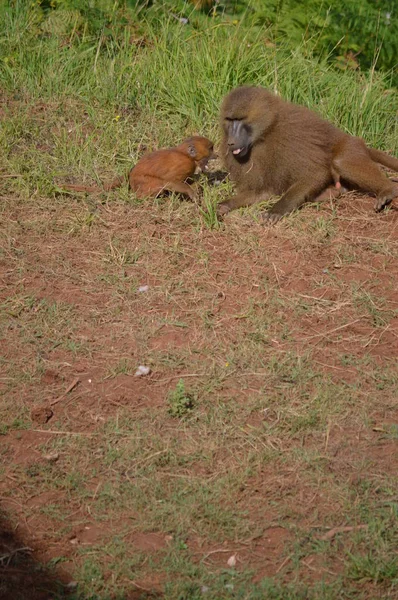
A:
[{"xmin": 167, "ymin": 379, "xmax": 195, "ymax": 418}]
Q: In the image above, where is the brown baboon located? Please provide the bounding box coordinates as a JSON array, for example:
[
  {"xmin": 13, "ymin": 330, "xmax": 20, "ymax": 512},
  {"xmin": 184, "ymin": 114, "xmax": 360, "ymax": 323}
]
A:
[
  {"xmin": 62, "ymin": 136, "xmax": 216, "ymax": 202},
  {"xmin": 218, "ymin": 86, "xmax": 398, "ymax": 222}
]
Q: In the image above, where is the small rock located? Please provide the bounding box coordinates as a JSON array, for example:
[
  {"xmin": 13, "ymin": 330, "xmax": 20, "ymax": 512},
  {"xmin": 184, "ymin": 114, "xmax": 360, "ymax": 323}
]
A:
[
  {"xmin": 201, "ymin": 585, "xmax": 210, "ymax": 593},
  {"xmin": 227, "ymin": 554, "xmax": 237, "ymax": 567},
  {"xmin": 134, "ymin": 365, "xmax": 151, "ymax": 377},
  {"xmin": 69, "ymin": 537, "xmax": 79, "ymax": 545},
  {"xmin": 43, "ymin": 452, "xmax": 59, "ymax": 463},
  {"xmin": 137, "ymin": 285, "xmax": 149, "ymax": 293}
]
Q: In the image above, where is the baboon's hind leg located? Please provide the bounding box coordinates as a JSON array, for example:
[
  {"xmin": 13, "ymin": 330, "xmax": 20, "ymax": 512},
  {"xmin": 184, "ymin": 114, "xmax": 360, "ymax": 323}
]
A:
[
  {"xmin": 333, "ymin": 148, "xmax": 398, "ymax": 211},
  {"xmin": 131, "ymin": 176, "xmax": 196, "ymax": 201}
]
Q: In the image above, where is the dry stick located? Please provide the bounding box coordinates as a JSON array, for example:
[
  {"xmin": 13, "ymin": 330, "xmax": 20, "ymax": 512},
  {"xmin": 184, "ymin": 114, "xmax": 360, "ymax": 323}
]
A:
[
  {"xmin": 0, "ymin": 547, "xmax": 33, "ymax": 563},
  {"xmin": 275, "ymin": 553, "xmax": 293, "ymax": 574},
  {"xmin": 50, "ymin": 377, "xmax": 80, "ymax": 406},
  {"xmin": 300, "ymin": 317, "xmax": 365, "ymax": 342},
  {"xmin": 92, "ymin": 481, "xmax": 102, "ymax": 500},
  {"xmin": 301, "ymin": 558, "xmax": 337, "ymax": 576},
  {"xmin": 297, "ymin": 292, "xmax": 329, "ymax": 302},
  {"xmin": 324, "ymin": 420, "xmax": 331, "ymax": 452},
  {"xmin": 364, "ymin": 323, "xmax": 391, "ymax": 348},
  {"xmin": 32, "ymin": 429, "xmax": 96, "ymax": 436},
  {"xmin": 272, "ymin": 262, "xmax": 281, "ymax": 286},
  {"xmin": 319, "ymin": 524, "xmax": 368, "ymax": 541},
  {"xmin": 128, "ymin": 449, "xmax": 168, "ymax": 470},
  {"xmin": 202, "ymin": 548, "xmax": 236, "ymax": 561},
  {"xmin": 153, "ymin": 373, "xmax": 202, "ymax": 384},
  {"xmin": 0, "ymin": 496, "xmax": 25, "ymax": 508},
  {"xmin": 159, "ymin": 471, "xmax": 202, "ymax": 479},
  {"xmin": 313, "ymin": 360, "xmax": 356, "ymax": 373},
  {"xmin": 130, "ymin": 581, "xmax": 154, "ymax": 593}
]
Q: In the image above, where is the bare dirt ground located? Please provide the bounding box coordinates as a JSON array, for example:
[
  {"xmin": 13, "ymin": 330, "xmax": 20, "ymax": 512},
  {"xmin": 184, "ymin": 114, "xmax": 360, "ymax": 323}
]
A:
[{"xmin": 1, "ymin": 169, "xmax": 398, "ymax": 598}]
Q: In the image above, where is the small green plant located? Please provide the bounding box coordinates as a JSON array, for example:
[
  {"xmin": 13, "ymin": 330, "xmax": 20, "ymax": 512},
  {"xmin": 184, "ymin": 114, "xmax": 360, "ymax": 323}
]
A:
[
  {"xmin": 199, "ymin": 191, "xmax": 222, "ymax": 230},
  {"xmin": 167, "ymin": 379, "xmax": 195, "ymax": 417}
]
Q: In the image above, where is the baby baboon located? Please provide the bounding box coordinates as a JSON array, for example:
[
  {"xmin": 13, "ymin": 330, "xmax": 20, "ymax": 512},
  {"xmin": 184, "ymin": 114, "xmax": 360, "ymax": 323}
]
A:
[
  {"xmin": 62, "ymin": 136, "xmax": 216, "ymax": 202},
  {"xmin": 218, "ymin": 86, "xmax": 398, "ymax": 222}
]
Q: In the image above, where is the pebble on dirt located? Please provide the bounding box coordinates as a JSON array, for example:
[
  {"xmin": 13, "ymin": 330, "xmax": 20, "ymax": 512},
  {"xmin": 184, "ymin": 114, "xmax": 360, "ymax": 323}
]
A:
[{"xmin": 134, "ymin": 365, "xmax": 151, "ymax": 377}]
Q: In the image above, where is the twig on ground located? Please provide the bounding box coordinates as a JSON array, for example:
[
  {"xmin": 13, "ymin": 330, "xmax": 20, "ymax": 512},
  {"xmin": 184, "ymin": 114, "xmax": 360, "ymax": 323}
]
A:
[
  {"xmin": 0, "ymin": 547, "xmax": 33, "ymax": 565},
  {"xmin": 202, "ymin": 548, "xmax": 235, "ymax": 560},
  {"xmin": 276, "ymin": 553, "xmax": 293, "ymax": 573},
  {"xmin": 32, "ymin": 429, "xmax": 95, "ymax": 436},
  {"xmin": 300, "ymin": 317, "xmax": 365, "ymax": 343},
  {"xmin": 50, "ymin": 377, "xmax": 80, "ymax": 406},
  {"xmin": 319, "ymin": 524, "xmax": 368, "ymax": 541},
  {"xmin": 130, "ymin": 580, "xmax": 154, "ymax": 593},
  {"xmin": 153, "ymin": 373, "xmax": 202, "ymax": 385}
]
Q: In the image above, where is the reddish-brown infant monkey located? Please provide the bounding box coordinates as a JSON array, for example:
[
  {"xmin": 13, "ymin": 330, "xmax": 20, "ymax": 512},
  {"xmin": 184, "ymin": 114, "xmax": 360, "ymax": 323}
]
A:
[
  {"xmin": 218, "ymin": 86, "xmax": 398, "ymax": 222},
  {"xmin": 62, "ymin": 136, "xmax": 216, "ymax": 202}
]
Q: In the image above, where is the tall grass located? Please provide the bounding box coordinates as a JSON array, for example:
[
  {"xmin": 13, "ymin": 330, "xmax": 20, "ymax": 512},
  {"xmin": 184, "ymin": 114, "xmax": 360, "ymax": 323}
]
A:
[{"xmin": 0, "ymin": 1, "xmax": 397, "ymax": 150}]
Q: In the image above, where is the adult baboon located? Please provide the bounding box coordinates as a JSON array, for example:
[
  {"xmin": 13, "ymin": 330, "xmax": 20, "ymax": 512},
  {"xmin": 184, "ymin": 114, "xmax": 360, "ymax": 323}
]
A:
[{"xmin": 219, "ymin": 86, "xmax": 398, "ymax": 222}]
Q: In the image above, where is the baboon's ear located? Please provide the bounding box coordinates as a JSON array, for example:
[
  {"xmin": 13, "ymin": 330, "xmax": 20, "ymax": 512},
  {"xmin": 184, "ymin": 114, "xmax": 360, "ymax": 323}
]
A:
[{"xmin": 187, "ymin": 144, "xmax": 197, "ymax": 158}]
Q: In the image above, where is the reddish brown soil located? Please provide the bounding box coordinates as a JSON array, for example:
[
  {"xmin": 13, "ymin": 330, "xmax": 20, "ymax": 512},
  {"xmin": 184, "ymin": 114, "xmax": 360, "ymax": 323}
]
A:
[{"xmin": 1, "ymin": 184, "xmax": 397, "ymax": 597}]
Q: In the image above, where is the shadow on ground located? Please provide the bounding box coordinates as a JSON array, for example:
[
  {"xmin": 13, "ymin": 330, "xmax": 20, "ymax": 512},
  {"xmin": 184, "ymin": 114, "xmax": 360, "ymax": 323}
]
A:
[
  {"xmin": 0, "ymin": 508, "xmax": 160, "ymax": 600},
  {"xmin": 0, "ymin": 506, "xmax": 71, "ymax": 599}
]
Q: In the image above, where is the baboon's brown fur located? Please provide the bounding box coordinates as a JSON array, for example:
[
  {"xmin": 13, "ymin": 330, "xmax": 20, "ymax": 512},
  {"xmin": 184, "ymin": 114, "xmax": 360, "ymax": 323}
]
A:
[
  {"xmin": 219, "ymin": 86, "xmax": 398, "ymax": 221},
  {"xmin": 62, "ymin": 136, "xmax": 216, "ymax": 202}
]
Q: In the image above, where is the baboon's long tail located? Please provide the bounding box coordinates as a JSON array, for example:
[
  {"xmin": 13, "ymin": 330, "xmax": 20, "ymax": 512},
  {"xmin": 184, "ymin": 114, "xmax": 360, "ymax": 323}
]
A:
[{"xmin": 368, "ymin": 148, "xmax": 398, "ymax": 172}]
